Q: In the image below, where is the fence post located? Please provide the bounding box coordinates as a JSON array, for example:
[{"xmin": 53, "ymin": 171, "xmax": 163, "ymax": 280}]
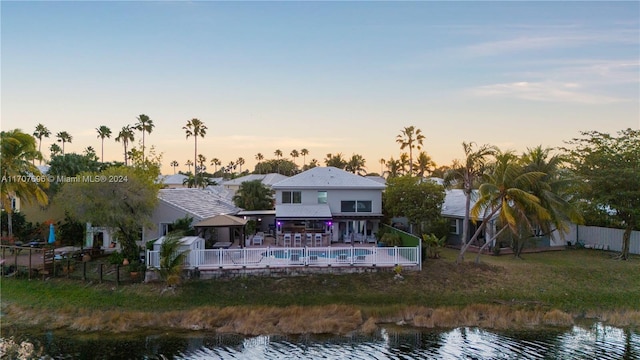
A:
[
  {"xmin": 116, "ymin": 264, "xmax": 120, "ymax": 286},
  {"xmin": 99, "ymin": 263, "xmax": 103, "ymax": 283},
  {"xmin": 83, "ymin": 261, "xmax": 87, "ymax": 281}
]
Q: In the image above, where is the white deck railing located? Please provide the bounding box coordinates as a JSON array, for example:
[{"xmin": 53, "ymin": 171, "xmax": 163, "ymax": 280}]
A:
[{"xmin": 146, "ymin": 246, "xmax": 420, "ymax": 270}]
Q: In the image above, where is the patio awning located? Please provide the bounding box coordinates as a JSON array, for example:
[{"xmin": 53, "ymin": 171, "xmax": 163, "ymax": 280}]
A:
[
  {"xmin": 275, "ymin": 204, "xmax": 332, "ymax": 220},
  {"xmin": 194, "ymin": 214, "xmax": 248, "ymax": 227}
]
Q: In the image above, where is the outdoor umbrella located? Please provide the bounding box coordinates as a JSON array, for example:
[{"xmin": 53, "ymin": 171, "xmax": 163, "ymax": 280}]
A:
[{"xmin": 48, "ymin": 224, "xmax": 55, "ymax": 244}]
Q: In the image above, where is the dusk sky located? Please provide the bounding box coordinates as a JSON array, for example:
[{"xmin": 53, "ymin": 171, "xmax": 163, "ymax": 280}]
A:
[{"xmin": 3, "ymin": 1, "xmax": 639, "ymax": 175}]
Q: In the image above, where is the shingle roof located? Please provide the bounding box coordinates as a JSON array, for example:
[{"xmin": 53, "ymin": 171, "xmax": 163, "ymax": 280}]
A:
[
  {"xmin": 158, "ymin": 188, "xmax": 241, "ymax": 221},
  {"xmin": 272, "ymin": 167, "xmax": 386, "ymax": 190},
  {"xmin": 223, "ymin": 173, "xmax": 289, "ymax": 187},
  {"xmin": 158, "ymin": 174, "xmax": 189, "ymax": 185}
]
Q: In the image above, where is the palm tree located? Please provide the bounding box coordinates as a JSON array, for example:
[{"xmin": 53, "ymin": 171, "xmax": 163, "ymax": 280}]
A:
[
  {"xmin": 210, "ymin": 158, "xmax": 221, "ymax": 174},
  {"xmin": 396, "ymin": 126, "xmax": 425, "ymax": 176},
  {"xmin": 274, "ymin": 150, "xmax": 283, "ymax": 173},
  {"xmin": 84, "ymin": 146, "xmax": 97, "ymax": 159},
  {"xmin": 170, "ymin": 160, "xmax": 179, "ymax": 174},
  {"xmin": 96, "ymin": 125, "xmax": 112, "ymax": 163},
  {"xmin": 290, "ymin": 150, "xmax": 299, "ymax": 166},
  {"xmin": 399, "ymin": 153, "xmax": 409, "ymax": 175},
  {"xmin": 345, "ymin": 154, "xmax": 367, "ymax": 175},
  {"xmin": 255, "ymin": 153, "xmax": 264, "ymax": 174},
  {"xmin": 56, "ymin": 131, "xmax": 72, "ymax": 154},
  {"xmin": 384, "ymin": 157, "xmax": 402, "ymax": 178},
  {"xmin": 183, "ymin": 118, "xmax": 207, "ymax": 178},
  {"xmin": 443, "ymin": 142, "xmax": 497, "ymax": 251},
  {"xmin": 237, "ymin": 157, "xmax": 245, "ymax": 173},
  {"xmin": 33, "ymin": 124, "xmax": 51, "ymax": 165},
  {"xmin": 300, "ymin": 148, "xmax": 309, "ymax": 168},
  {"xmin": 115, "ymin": 125, "xmax": 135, "ymax": 166},
  {"xmin": 458, "ymin": 151, "xmax": 549, "ymax": 264},
  {"xmin": 379, "ymin": 158, "xmax": 386, "ymax": 175},
  {"xmin": 134, "ymin": 114, "xmax": 154, "ymax": 163},
  {"xmin": 49, "ymin": 143, "xmax": 62, "ymax": 157},
  {"xmin": 1, "ymin": 130, "xmax": 49, "ymax": 237},
  {"xmin": 414, "ymin": 151, "xmax": 436, "ymax": 178},
  {"xmin": 197, "ymin": 154, "xmax": 207, "ymax": 170},
  {"xmin": 324, "ymin": 153, "xmax": 347, "ymax": 169},
  {"xmin": 185, "ymin": 160, "xmax": 194, "ymax": 173},
  {"xmin": 232, "ymin": 180, "xmax": 275, "ymax": 210}
]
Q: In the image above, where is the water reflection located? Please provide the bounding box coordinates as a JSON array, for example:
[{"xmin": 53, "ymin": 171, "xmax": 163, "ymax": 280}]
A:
[{"xmin": 2, "ymin": 323, "xmax": 637, "ymax": 359}]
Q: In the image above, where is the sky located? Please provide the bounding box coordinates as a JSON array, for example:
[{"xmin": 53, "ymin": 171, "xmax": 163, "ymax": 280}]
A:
[{"xmin": 2, "ymin": 1, "xmax": 639, "ymax": 175}]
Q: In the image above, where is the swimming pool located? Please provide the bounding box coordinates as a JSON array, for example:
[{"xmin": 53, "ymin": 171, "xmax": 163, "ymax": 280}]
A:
[{"xmin": 262, "ymin": 249, "xmax": 373, "ymax": 259}]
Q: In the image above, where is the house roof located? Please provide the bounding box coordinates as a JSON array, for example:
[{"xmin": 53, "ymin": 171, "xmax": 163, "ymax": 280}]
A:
[
  {"xmin": 158, "ymin": 188, "xmax": 241, "ymax": 221},
  {"xmin": 194, "ymin": 214, "xmax": 248, "ymax": 227},
  {"xmin": 441, "ymin": 189, "xmax": 496, "ymax": 220},
  {"xmin": 157, "ymin": 174, "xmax": 189, "ymax": 185},
  {"xmin": 272, "ymin": 167, "xmax": 386, "ymax": 190},
  {"xmin": 223, "ymin": 173, "xmax": 289, "ymax": 187},
  {"xmin": 276, "ymin": 204, "xmax": 332, "ymax": 219}
]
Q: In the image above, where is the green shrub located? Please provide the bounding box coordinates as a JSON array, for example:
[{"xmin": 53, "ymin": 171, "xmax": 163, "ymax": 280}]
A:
[
  {"xmin": 381, "ymin": 233, "xmax": 402, "ymax": 247},
  {"xmin": 108, "ymin": 251, "xmax": 125, "ymax": 265}
]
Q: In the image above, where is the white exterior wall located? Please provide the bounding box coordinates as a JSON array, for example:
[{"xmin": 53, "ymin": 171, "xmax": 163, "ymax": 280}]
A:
[
  {"xmin": 274, "ymin": 188, "xmax": 382, "ymax": 213},
  {"xmin": 146, "ymin": 202, "xmax": 198, "ymax": 242}
]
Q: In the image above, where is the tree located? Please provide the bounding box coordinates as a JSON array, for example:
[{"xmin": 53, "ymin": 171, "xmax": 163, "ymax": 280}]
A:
[
  {"xmin": 183, "ymin": 118, "xmax": 207, "ymax": 179},
  {"xmin": 303, "ymin": 158, "xmax": 319, "ymax": 171},
  {"xmin": 324, "ymin": 153, "xmax": 347, "ymax": 169},
  {"xmin": 459, "ymin": 151, "xmax": 550, "ymax": 264},
  {"xmin": 158, "ymin": 232, "xmax": 189, "ymax": 287},
  {"xmin": 56, "ymin": 131, "xmax": 72, "ymax": 154},
  {"xmin": 49, "ymin": 143, "xmax": 62, "ymax": 158},
  {"xmin": 1, "ymin": 129, "xmax": 49, "ymax": 237},
  {"xmin": 96, "ymin": 125, "xmax": 112, "ymax": 163},
  {"xmin": 564, "ymin": 129, "xmax": 640, "ymax": 260},
  {"xmin": 254, "ymin": 159, "xmax": 298, "ymax": 175},
  {"xmin": 379, "ymin": 158, "xmax": 386, "ymax": 175},
  {"xmin": 33, "ymin": 123, "xmax": 51, "ymax": 165},
  {"xmin": 210, "ymin": 158, "xmax": 221, "ymax": 174},
  {"xmin": 274, "ymin": 149, "xmax": 283, "ymax": 159},
  {"xmin": 254, "ymin": 153, "xmax": 264, "ymax": 174},
  {"xmin": 115, "ymin": 125, "xmax": 135, "ymax": 166},
  {"xmin": 134, "ymin": 114, "xmax": 154, "ymax": 163},
  {"xmin": 170, "ymin": 160, "xmax": 179, "ymax": 174},
  {"xmin": 290, "ymin": 150, "xmax": 299, "ymax": 166},
  {"xmin": 47, "ymin": 152, "xmax": 102, "ymax": 194},
  {"xmin": 56, "ymin": 166, "xmax": 159, "ymax": 261},
  {"xmin": 232, "ymin": 180, "xmax": 275, "ymax": 210},
  {"xmin": 236, "ymin": 157, "xmax": 245, "ymax": 173},
  {"xmin": 345, "ymin": 154, "xmax": 367, "ymax": 175},
  {"xmin": 83, "ymin": 146, "xmax": 98, "ymax": 160},
  {"xmin": 384, "ymin": 157, "xmax": 402, "ymax": 178},
  {"xmin": 185, "ymin": 160, "xmax": 194, "ymax": 174},
  {"xmin": 300, "ymin": 148, "xmax": 309, "ymax": 167},
  {"xmin": 383, "ymin": 175, "xmax": 446, "ymax": 235},
  {"xmin": 414, "ymin": 151, "xmax": 436, "ymax": 178},
  {"xmin": 396, "ymin": 126, "xmax": 425, "ymax": 176},
  {"xmin": 443, "ymin": 142, "xmax": 496, "ymax": 252}
]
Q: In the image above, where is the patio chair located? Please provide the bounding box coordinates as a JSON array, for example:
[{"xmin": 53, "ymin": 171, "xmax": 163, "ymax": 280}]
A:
[
  {"xmin": 283, "ymin": 233, "xmax": 292, "ymax": 247},
  {"xmin": 294, "ymin": 233, "xmax": 302, "ymax": 247},
  {"xmin": 314, "ymin": 233, "xmax": 323, "ymax": 247}
]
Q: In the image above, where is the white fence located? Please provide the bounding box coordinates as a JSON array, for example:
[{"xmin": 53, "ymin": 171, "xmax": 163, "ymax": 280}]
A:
[
  {"xmin": 564, "ymin": 225, "xmax": 640, "ymax": 254},
  {"xmin": 146, "ymin": 246, "xmax": 421, "ymax": 270}
]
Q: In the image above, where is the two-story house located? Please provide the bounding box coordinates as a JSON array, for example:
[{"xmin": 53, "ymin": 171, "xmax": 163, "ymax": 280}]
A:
[{"xmin": 271, "ymin": 167, "xmax": 386, "ymax": 244}]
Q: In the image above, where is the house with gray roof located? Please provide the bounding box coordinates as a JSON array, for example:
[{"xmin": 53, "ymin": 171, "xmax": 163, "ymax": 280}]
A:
[
  {"xmin": 442, "ymin": 189, "xmax": 497, "ymax": 246},
  {"xmin": 145, "ymin": 188, "xmax": 242, "ymax": 243},
  {"xmin": 271, "ymin": 167, "xmax": 386, "ymax": 244},
  {"xmin": 222, "ymin": 173, "xmax": 289, "ymax": 194}
]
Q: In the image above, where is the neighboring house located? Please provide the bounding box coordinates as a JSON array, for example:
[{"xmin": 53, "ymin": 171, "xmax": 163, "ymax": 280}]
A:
[
  {"xmin": 146, "ymin": 188, "xmax": 242, "ymax": 244},
  {"xmin": 222, "ymin": 173, "xmax": 289, "ymax": 194},
  {"xmin": 157, "ymin": 174, "xmax": 189, "ymax": 188},
  {"xmin": 441, "ymin": 189, "xmax": 567, "ymax": 248},
  {"xmin": 271, "ymin": 167, "xmax": 386, "ymax": 243}
]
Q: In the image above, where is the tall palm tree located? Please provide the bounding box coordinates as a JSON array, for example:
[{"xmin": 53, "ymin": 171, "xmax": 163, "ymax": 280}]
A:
[
  {"xmin": 290, "ymin": 149, "xmax": 299, "ymax": 165},
  {"xmin": 134, "ymin": 114, "xmax": 154, "ymax": 163},
  {"xmin": 274, "ymin": 149, "xmax": 283, "ymax": 159},
  {"xmin": 443, "ymin": 142, "xmax": 497, "ymax": 250},
  {"xmin": 300, "ymin": 148, "xmax": 309, "ymax": 168},
  {"xmin": 197, "ymin": 154, "xmax": 207, "ymax": 171},
  {"xmin": 254, "ymin": 153, "xmax": 264, "ymax": 174},
  {"xmin": 183, "ymin": 118, "xmax": 207, "ymax": 178},
  {"xmin": 324, "ymin": 153, "xmax": 347, "ymax": 169},
  {"xmin": 384, "ymin": 157, "xmax": 401, "ymax": 178},
  {"xmin": 115, "ymin": 125, "xmax": 135, "ymax": 166},
  {"xmin": 170, "ymin": 160, "xmax": 179, "ymax": 174},
  {"xmin": 210, "ymin": 158, "xmax": 221, "ymax": 174},
  {"xmin": 96, "ymin": 125, "xmax": 112, "ymax": 163},
  {"xmin": 33, "ymin": 123, "xmax": 51, "ymax": 165},
  {"xmin": 396, "ymin": 126, "xmax": 425, "ymax": 176},
  {"xmin": 399, "ymin": 153, "xmax": 409, "ymax": 175},
  {"xmin": 1, "ymin": 130, "xmax": 49, "ymax": 237},
  {"xmin": 346, "ymin": 154, "xmax": 367, "ymax": 175},
  {"xmin": 56, "ymin": 131, "xmax": 72, "ymax": 154},
  {"xmin": 458, "ymin": 151, "xmax": 549, "ymax": 264},
  {"xmin": 414, "ymin": 151, "xmax": 436, "ymax": 178},
  {"xmin": 185, "ymin": 160, "xmax": 194, "ymax": 174},
  {"xmin": 237, "ymin": 157, "xmax": 245, "ymax": 173},
  {"xmin": 379, "ymin": 158, "xmax": 386, "ymax": 176}
]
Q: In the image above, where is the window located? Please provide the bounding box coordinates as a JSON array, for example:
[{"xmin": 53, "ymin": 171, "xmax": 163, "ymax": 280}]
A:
[
  {"xmin": 341, "ymin": 200, "xmax": 372, "ymax": 213},
  {"xmin": 282, "ymin": 191, "xmax": 302, "ymax": 204},
  {"xmin": 317, "ymin": 191, "xmax": 327, "ymax": 204},
  {"xmin": 449, "ymin": 219, "xmax": 459, "ymax": 234}
]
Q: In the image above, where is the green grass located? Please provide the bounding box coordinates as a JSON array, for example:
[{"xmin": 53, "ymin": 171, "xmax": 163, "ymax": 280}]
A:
[{"xmin": 3, "ymin": 248, "xmax": 639, "ymax": 314}]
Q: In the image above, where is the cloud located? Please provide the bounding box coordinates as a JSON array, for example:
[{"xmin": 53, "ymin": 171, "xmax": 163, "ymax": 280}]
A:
[{"xmin": 470, "ymin": 81, "xmax": 628, "ymax": 104}]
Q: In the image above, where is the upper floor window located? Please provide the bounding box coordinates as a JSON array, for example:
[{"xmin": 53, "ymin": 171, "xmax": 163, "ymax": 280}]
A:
[
  {"xmin": 317, "ymin": 191, "xmax": 327, "ymax": 204},
  {"xmin": 341, "ymin": 200, "xmax": 372, "ymax": 213},
  {"xmin": 282, "ymin": 191, "xmax": 302, "ymax": 204}
]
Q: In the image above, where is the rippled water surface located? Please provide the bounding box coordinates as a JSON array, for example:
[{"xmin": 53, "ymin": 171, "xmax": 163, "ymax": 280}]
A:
[{"xmin": 4, "ymin": 323, "xmax": 638, "ymax": 359}]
